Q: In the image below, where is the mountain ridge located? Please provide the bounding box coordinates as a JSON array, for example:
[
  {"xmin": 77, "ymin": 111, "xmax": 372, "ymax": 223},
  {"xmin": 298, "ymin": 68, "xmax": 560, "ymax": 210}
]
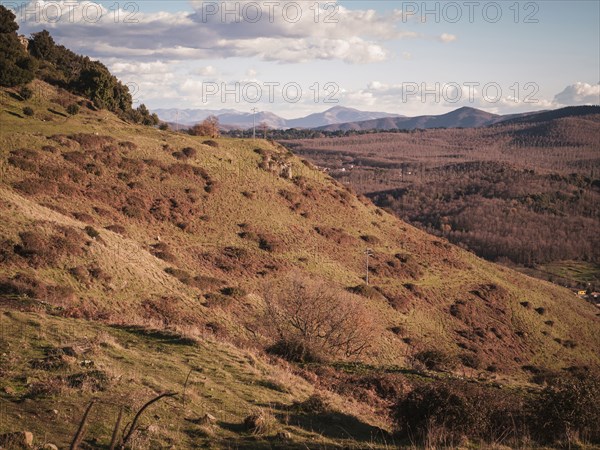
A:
[{"xmin": 154, "ymin": 104, "xmax": 600, "ymax": 131}]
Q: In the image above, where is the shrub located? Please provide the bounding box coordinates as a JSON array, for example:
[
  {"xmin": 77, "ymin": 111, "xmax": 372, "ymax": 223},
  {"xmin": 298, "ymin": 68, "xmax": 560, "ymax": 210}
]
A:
[
  {"xmin": 348, "ymin": 284, "xmax": 381, "ymax": 299},
  {"xmin": 243, "ymin": 409, "xmax": 278, "ymax": 435},
  {"xmin": 66, "ymin": 103, "xmax": 80, "ymax": 115},
  {"xmin": 395, "ymin": 381, "xmax": 528, "ymax": 446},
  {"xmin": 182, "ymin": 147, "xmax": 197, "ymax": 158},
  {"xmin": 140, "ymin": 296, "xmax": 196, "ymax": 327},
  {"xmin": 190, "ymin": 275, "xmax": 225, "ymax": 291},
  {"xmin": 296, "ymin": 393, "xmax": 332, "ymax": 415},
  {"xmin": 203, "ymin": 139, "xmax": 219, "ymax": 148},
  {"xmin": 266, "ymin": 339, "xmax": 322, "ymax": 363},
  {"xmin": 459, "ymin": 353, "xmax": 481, "ymax": 369},
  {"xmin": 204, "ymin": 292, "xmax": 234, "ymax": 309},
  {"xmin": 413, "ymin": 349, "xmax": 456, "ymax": 371},
  {"xmin": 360, "ymin": 234, "xmax": 381, "ymax": 245},
  {"xmin": 19, "ymin": 86, "xmax": 33, "ymax": 100},
  {"xmin": 189, "ymin": 116, "xmax": 220, "ymax": 138},
  {"xmin": 221, "ymin": 286, "xmax": 247, "ymax": 298},
  {"xmin": 83, "ymin": 225, "xmax": 100, "ymax": 238},
  {"xmin": 258, "ymin": 233, "xmax": 282, "ymax": 252},
  {"xmin": 534, "ymin": 372, "xmax": 600, "ymax": 443},
  {"xmin": 23, "ymin": 106, "xmax": 34, "ymax": 116},
  {"xmin": 105, "ymin": 224, "xmax": 126, "ymax": 235},
  {"xmin": 262, "ymin": 275, "xmax": 380, "ymax": 362}
]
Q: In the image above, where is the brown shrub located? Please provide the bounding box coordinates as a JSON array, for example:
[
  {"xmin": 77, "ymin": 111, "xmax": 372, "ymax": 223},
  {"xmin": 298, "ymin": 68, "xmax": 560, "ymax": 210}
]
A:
[
  {"xmin": 534, "ymin": 372, "xmax": 600, "ymax": 443},
  {"xmin": 167, "ymin": 163, "xmax": 209, "ymax": 180},
  {"xmin": 14, "ymin": 227, "xmax": 86, "ymax": 267},
  {"xmin": 83, "ymin": 225, "xmax": 100, "ymax": 239},
  {"xmin": 314, "ymin": 226, "xmax": 356, "ymax": 245},
  {"xmin": 69, "ymin": 265, "xmax": 90, "ymax": 284},
  {"xmin": 69, "ymin": 133, "xmax": 115, "ymax": 151},
  {"xmin": 37, "ymin": 163, "xmax": 71, "ymax": 182},
  {"xmin": 360, "ymin": 234, "xmax": 381, "ymax": 245},
  {"xmin": 62, "ymin": 151, "xmax": 88, "ymax": 166},
  {"xmin": 221, "ymin": 286, "xmax": 247, "ymax": 298},
  {"xmin": 262, "ymin": 275, "xmax": 381, "ymax": 362},
  {"xmin": 8, "ymin": 154, "xmax": 38, "ymax": 172},
  {"xmin": 395, "ymin": 380, "xmax": 529, "ymax": 446},
  {"xmin": 14, "ymin": 178, "xmax": 59, "ymax": 196},
  {"xmin": 203, "ymin": 139, "xmax": 219, "ymax": 147},
  {"xmin": 0, "ymin": 273, "xmax": 77, "ymax": 305},
  {"xmin": 204, "ymin": 292, "xmax": 235, "ymax": 309},
  {"xmin": 73, "ymin": 212, "xmax": 95, "ymax": 224},
  {"xmin": 348, "ymin": 284, "xmax": 382, "ymax": 299},
  {"xmin": 164, "ymin": 267, "xmax": 192, "ymax": 284},
  {"xmin": 190, "ymin": 275, "xmax": 225, "ymax": 291},
  {"xmin": 119, "ymin": 141, "xmax": 137, "ymax": 151},
  {"xmin": 243, "ymin": 409, "xmax": 278, "ymax": 435},
  {"xmin": 413, "ymin": 349, "xmax": 456, "ymax": 372},
  {"xmin": 41, "ymin": 145, "xmax": 58, "ymax": 153},
  {"xmin": 49, "ymin": 134, "xmax": 77, "ymax": 148},
  {"xmin": 66, "ymin": 370, "xmax": 112, "ymax": 392},
  {"xmin": 141, "ymin": 296, "xmax": 196, "ymax": 327},
  {"xmin": 105, "ymin": 224, "xmax": 126, "ymax": 235},
  {"xmin": 258, "ymin": 233, "xmax": 283, "ymax": 253},
  {"xmin": 182, "ymin": 147, "xmax": 197, "ymax": 158}
]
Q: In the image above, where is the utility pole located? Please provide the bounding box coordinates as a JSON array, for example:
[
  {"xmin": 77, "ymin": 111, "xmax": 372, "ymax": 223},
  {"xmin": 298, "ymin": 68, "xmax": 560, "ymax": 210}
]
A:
[
  {"xmin": 251, "ymin": 107, "xmax": 258, "ymax": 139},
  {"xmin": 364, "ymin": 248, "xmax": 373, "ymax": 285}
]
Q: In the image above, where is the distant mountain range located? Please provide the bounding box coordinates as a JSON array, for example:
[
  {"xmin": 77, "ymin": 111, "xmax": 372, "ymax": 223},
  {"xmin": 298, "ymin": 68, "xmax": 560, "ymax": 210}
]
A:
[
  {"xmin": 153, "ymin": 106, "xmax": 401, "ymax": 129},
  {"xmin": 153, "ymin": 105, "xmax": 600, "ymax": 131}
]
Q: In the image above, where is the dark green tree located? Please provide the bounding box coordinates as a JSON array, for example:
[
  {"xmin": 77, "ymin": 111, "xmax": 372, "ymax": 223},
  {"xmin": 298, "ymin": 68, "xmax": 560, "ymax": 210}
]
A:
[{"xmin": 0, "ymin": 5, "xmax": 35, "ymax": 87}]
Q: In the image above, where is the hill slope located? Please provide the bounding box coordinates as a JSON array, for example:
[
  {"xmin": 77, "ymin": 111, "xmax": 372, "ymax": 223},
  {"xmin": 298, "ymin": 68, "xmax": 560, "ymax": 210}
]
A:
[
  {"xmin": 316, "ymin": 106, "xmax": 501, "ymax": 131},
  {"xmin": 1, "ymin": 81, "xmax": 599, "ymax": 447}
]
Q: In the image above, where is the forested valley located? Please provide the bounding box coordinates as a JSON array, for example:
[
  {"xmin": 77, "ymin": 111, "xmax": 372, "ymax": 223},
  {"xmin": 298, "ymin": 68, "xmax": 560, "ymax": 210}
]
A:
[{"xmin": 284, "ymin": 110, "xmax": 600, "ymax": 290}]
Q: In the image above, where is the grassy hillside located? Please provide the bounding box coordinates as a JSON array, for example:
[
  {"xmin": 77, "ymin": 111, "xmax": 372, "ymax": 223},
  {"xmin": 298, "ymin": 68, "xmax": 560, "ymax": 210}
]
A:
[
  {"xmin": 285, "ymin": 115, "xmax": 600, "ymax": 288},
  {"xmin": 1, "ymin": 82, "xmax": 599, "ymax": 447}
]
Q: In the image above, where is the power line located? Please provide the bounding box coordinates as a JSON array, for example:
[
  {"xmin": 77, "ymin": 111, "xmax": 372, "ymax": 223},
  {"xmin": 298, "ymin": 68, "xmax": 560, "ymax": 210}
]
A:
[{"xmin": 251, "ymin": 107, "xmax": 258, "ymax": 139}]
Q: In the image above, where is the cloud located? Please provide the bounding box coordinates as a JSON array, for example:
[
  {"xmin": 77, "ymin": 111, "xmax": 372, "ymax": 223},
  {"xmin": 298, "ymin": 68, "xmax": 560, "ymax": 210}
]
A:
[
  {"xmin": 340, "ymin": 81, "xmax": 557, "ymax": 115},
  {"xmin": 13, "ymin": 0, "xmax": 422, "ymax": 64},
  {"xmin": 198, "ymin": 65, "xmax": 218, "ymax": 76},
  {"xmin": 438, "ymin": 33, "xmax": 457, "ymax": 43},
  {"xmin": 554, "ymin": 82, "xmax": 600, "ymax": 105}
]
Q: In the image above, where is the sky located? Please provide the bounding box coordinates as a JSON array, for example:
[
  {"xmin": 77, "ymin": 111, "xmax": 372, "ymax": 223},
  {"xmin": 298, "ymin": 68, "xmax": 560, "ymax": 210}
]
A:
[{"xmin": 5, "ymin": 0, "xmax": 600, "ymax": 118}]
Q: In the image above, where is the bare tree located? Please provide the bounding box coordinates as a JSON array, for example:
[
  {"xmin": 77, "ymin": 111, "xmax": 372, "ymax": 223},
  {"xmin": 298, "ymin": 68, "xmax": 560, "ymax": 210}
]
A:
[
  {"xmin": 261, "ymin": 274, "xmax": 380, "ymax": 362},
  {"xmin": 190, "ymin": 115, "xmax": 220, "ymax": 138}
]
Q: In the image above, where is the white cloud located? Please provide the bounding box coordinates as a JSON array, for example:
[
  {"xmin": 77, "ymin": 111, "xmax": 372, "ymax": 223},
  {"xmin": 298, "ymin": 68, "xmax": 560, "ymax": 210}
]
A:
[
  {"xmin": 554, "ymin": 82, "xmax": 600, "ymax": 105},
  {"xmin": 438, "ymin": 33, "xmax": 457, "ymax": 43},
  {"xmin": 198, "ymin": 65, "xmax": 218, "ymax": 76},
  {"xmin": 14, "ymin": 0, "xmax": 416, "ymax": 64}
]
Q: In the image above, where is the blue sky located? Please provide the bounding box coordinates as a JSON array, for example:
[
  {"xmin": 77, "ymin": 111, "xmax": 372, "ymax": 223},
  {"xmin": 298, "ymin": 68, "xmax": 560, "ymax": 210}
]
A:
[{"xmin": 7, "ymin": 0, "xmax": 600, "ymax": 117}]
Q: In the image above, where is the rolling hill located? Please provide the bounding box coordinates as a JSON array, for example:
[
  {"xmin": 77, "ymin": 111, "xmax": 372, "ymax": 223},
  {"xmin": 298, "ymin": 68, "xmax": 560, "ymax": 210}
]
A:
[
  {"xmin": 1, "ymin": 81, "xmax": 599, "ymax": 448},
  {"xmin": 316, "ymin": 106, "xmax": 506, "ymax": 131}
]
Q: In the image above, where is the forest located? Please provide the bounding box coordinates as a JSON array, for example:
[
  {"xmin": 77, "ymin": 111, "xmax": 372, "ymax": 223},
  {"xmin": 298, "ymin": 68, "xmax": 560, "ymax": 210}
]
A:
[{"xmin": 284, "ymin": 112, "xmax": 600, "ymax": 289}]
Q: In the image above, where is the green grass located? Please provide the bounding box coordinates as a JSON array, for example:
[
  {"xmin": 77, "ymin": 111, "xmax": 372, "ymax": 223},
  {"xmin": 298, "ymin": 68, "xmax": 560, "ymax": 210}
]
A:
[{"xmin": 0, "ymin": 310, "xmax": 393, "ymax": 448}]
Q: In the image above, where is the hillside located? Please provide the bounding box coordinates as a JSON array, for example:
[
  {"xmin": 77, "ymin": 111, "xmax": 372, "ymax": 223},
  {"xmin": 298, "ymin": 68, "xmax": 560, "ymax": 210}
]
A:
[
  {"xmin": 1, "ymin": 81, "xmax": 600, "ymax": 447},
  {"xmin": 284, "ymin": 110, "xmax": 600, "ymax": 291},
  {"xmin": 315, "ymin": 106, "xmax": 501, "ymax": 131}
]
